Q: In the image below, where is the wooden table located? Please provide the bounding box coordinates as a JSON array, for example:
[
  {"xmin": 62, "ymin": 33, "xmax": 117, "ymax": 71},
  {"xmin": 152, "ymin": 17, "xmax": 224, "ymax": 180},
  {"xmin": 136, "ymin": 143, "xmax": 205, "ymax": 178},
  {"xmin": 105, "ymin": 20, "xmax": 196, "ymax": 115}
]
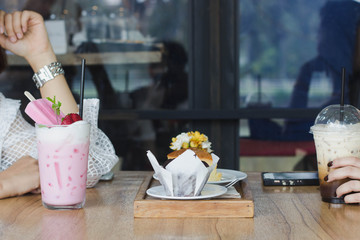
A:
[{"xmin": 0, "ymin": 171, "xmax": 360, "ymax": 239}]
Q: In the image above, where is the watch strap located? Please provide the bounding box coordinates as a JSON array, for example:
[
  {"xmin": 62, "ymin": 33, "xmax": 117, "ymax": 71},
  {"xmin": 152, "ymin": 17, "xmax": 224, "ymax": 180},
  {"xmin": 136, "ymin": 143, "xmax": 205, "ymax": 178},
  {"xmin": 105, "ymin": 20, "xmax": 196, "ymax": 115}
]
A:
[{"xmin": 32, "ymin": 62, "xmax": 65, "ymax": 89}]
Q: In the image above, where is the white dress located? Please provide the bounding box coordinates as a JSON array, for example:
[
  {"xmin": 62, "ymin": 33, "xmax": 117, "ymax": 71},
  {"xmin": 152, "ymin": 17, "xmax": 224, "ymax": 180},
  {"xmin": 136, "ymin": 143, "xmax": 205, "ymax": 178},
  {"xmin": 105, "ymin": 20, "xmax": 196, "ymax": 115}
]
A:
[{"xmin": 0, "ymin": 93, "xmax": 118, "ymax": 187}]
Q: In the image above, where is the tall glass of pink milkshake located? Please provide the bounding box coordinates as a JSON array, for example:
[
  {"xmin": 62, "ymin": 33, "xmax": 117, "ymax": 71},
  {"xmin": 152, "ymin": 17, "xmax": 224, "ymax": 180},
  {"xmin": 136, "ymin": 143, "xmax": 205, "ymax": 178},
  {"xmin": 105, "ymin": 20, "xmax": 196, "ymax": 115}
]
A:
[{"xmin": 35, "ymin": 121, "xmax": 90, "ymax": 210}]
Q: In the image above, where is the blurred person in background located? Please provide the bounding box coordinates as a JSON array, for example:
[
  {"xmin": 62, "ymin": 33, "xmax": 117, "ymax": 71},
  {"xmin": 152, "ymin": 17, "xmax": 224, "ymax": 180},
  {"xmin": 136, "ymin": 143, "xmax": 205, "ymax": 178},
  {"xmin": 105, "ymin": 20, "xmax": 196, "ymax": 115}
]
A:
[{"xmin": 124, "ymin": 41, "xmax": 189, "ymax": 170}]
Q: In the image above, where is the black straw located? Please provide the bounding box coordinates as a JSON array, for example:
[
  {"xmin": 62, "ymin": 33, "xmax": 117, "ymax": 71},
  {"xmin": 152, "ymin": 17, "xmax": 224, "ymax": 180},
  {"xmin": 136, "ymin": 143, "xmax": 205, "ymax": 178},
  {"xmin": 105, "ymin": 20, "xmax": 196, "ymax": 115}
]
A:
[
  {"xmin": 79, "ymin": 59, "xmax": 86, "ymax": 118},
  {"xmin": 257, "ymin": 74, "xmax": 261, "ymax": 103},
  {"xmin": 340, "ymin": 67, "xmax": 345, "ymax": 122}
]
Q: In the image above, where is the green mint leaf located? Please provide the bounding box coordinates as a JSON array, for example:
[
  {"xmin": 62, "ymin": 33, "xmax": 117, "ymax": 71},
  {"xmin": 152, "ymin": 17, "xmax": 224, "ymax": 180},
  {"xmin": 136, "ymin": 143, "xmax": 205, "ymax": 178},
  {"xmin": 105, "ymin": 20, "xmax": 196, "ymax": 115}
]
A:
[
  {"xmin": 46, "ymin": 96, "xmax": 54, "ymax": 104},
  {"xmin": 46, "ymin": 96, "xmax": 62, "ymax": 116}
]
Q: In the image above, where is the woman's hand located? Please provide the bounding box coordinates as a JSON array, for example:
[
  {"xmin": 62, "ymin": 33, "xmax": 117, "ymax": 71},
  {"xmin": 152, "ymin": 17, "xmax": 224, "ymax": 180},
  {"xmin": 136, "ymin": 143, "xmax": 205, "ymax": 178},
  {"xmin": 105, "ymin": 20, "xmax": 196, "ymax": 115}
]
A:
[
  {"xmin": 0, "ymin": 10, "xmax": 56, "ymax": 71},
  {"xmin": 0, "ymin": 156, "xmax": 40, "ymax": 199},
  {"xmin": 327, "ymin": 157, "xmax": 360, "ymax": 203}
]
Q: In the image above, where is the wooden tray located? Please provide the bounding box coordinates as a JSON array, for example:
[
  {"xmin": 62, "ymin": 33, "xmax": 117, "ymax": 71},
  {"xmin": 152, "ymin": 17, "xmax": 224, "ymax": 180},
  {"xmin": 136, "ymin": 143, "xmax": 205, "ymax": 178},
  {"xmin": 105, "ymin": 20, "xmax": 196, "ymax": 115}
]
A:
[{"xmin": 133, "ymin": 172, "xmax": 254, "ymax": 218}]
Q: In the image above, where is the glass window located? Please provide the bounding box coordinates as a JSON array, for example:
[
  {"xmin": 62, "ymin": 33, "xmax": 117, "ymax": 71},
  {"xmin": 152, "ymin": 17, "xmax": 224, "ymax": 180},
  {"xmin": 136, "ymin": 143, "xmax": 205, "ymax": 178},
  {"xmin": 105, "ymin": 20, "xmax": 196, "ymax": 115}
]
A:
[
  {"xmin": 240, "ymin": 0, "xmax": 329, "ymax": 108},
  {"xmin": 238, "ymin": 0, "xmax": 360, "ymax": 171},
  {"xmin": 1, "ymin": 0, "xmax": 191, "ymax": 170},
  {"xmin": 3, "ymin": 0, "xmax": 360, "ymax": 172},
  {"xmin": 240, "ymin": 0, "xmax": 360, "ymax": 110}
]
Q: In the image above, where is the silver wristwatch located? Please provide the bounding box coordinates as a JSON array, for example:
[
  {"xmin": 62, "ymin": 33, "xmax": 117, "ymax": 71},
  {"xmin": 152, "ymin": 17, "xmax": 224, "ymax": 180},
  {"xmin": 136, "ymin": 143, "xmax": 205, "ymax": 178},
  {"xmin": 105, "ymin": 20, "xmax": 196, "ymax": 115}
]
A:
[{"xmin": 32, "ymin": 62, "xmax": 65, "ymax": 89}]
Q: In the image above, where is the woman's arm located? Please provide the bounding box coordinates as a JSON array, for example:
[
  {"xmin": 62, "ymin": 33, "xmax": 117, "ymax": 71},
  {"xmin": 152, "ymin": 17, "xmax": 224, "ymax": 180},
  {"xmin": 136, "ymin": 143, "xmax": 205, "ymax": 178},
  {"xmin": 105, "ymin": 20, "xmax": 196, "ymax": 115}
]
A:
[
  {"xmin": 0, "ymin": 10, "xmax": 78, "ymax": 114},
  {"xmin": 0, "ymin": 10, "xmax": 81, "ymax": 199}
]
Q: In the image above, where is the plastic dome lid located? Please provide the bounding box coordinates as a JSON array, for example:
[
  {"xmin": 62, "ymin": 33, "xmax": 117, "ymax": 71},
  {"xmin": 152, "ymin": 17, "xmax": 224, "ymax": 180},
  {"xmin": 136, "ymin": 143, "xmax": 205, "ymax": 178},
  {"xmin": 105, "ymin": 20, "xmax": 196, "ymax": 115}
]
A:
[{"xmin": 314, "ymin": 104, "xmax": 360, "ymax": 125}]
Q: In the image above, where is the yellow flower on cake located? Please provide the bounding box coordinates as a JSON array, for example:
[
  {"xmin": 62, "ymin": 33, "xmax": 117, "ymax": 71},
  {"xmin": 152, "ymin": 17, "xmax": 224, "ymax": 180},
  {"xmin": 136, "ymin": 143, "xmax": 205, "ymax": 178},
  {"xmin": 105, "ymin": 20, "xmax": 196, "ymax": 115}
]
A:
[
  {"xmin": 170, "ymin": 131, "xmax": 212, "ymax": 153},
  {"xmin": 168, "ymin": 131, "xmax": 221, "ymax": 181}
]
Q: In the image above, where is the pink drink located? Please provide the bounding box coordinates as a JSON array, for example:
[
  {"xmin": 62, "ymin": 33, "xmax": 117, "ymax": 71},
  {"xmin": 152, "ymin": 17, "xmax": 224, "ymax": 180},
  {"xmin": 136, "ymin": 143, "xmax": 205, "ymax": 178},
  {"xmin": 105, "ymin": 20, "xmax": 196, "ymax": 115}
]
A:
[{"xmin": 36, "ymin": 121, "xmax": 90, "ymax": 209}]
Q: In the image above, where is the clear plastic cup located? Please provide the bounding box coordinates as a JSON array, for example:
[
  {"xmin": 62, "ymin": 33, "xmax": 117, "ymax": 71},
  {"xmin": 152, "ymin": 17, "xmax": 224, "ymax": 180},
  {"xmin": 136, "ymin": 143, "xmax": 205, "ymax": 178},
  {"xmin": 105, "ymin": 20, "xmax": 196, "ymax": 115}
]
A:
[
  {"xmin": 35, "ymin": 121, "xmax": 90, "ymax": 209},
  {"xmin": 310, "ymin": 104, "xmax": 360, "ymax": 203}
]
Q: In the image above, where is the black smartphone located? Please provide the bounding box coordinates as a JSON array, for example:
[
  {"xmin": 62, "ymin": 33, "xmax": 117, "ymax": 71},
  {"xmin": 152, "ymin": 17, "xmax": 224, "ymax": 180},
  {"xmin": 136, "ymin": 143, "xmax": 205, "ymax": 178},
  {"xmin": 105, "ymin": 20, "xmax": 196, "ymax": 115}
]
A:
[{"xmin": 262, "ymin": 172, "xmax": 319, "ymax": 186}]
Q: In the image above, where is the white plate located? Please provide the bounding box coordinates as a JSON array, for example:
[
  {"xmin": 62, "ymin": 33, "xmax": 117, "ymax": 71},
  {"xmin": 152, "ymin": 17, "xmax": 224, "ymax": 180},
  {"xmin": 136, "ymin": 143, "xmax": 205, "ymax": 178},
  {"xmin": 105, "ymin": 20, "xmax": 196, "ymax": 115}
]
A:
[
  {"xmin": 153, "ymin": 169, "xmax": 247, "ymax": 185},
  {"xmin": 146, "ymin": 184, "xmax": 227, "ymax": 200},
  {"xmin": 208, "ymin": 169, "xmax": 247, "ymax": 184}
]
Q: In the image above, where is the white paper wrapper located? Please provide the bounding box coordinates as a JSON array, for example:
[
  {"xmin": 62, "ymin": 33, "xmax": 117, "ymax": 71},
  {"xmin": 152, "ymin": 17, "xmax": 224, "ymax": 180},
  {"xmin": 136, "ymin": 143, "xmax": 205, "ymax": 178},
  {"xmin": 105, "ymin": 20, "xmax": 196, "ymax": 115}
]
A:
[{"xmin": 146, "ymin": 149, "xmax": 219, "ymax": 197}]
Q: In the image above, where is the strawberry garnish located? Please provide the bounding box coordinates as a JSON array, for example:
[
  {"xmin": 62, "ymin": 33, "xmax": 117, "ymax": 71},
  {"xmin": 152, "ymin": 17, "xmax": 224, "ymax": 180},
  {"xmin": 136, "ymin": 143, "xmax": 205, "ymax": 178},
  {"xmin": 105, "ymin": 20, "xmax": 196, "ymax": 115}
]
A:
[{"xmin": 61, "ymin": 113, "xmax": 82, "ymax": 125}]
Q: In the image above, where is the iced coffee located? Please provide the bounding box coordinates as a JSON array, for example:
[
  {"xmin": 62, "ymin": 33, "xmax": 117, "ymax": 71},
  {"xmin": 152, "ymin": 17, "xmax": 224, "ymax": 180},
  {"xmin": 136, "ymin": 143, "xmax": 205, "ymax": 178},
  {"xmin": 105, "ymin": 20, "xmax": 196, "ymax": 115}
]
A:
[{"xmin": 311, "ymin": 104, "xmax": 360, "ymax": 203}]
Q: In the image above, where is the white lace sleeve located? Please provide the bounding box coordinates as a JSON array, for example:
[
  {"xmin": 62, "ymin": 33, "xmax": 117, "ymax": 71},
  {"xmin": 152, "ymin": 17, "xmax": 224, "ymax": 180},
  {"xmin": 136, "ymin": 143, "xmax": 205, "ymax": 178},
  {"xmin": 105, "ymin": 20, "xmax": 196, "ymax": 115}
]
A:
[
  {"xmin": 83, "ymin": 98, "xmax": 119, "ymax": 187},
  {"xmin": 0, "ymin": 93, "xmax": 37, "ymax": 172},
  {"xmin": 0, "ymin": 94, "xmax": 118, "ymax": 188}
]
